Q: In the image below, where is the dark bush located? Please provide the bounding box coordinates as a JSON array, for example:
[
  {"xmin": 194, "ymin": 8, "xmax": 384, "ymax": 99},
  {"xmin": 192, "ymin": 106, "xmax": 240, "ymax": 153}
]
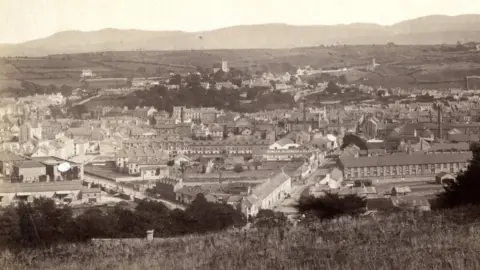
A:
[
  {"xmin": 296, "ymin": 193, "xmax": 366, "ymax": 220},
  {"xmin": 0, "ymin": 197, "xmax": 246, "ymax": 249},
  {"xmin": 437, "ymin": 142, "xmax": 480, "ymax": 208}
]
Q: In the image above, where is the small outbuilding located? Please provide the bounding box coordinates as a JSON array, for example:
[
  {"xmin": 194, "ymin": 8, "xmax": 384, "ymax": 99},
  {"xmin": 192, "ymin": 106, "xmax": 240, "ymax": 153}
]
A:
[{"xmin": 435, "ymin": 172, "xmax": 456, "ymax": 185}]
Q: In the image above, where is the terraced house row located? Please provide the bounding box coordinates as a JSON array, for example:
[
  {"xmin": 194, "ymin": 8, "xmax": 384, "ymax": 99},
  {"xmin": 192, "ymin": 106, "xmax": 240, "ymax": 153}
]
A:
[{"xmin": 340, "ymin": 152, "xmax": 472, "ymax": 181}]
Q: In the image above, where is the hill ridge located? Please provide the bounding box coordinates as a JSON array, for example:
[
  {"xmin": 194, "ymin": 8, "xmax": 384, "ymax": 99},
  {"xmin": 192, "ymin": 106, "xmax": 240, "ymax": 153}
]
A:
[{"xmin": 2, "ymin": 14, "xmax": 480, "ymax": 56}]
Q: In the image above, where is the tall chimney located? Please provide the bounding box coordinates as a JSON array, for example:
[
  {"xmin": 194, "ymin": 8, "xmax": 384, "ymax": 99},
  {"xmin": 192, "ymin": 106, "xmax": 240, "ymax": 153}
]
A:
[
  {"xmin": 180, "ymin": 107, "xmax": 184, "ymax": 123},
  {"xmin": 303, "ymin": 99, "xmax": 307, "ymax": 131},
  {"xmin": 437, "ymin": 104, "xmax": 443, "ymax": 140}
]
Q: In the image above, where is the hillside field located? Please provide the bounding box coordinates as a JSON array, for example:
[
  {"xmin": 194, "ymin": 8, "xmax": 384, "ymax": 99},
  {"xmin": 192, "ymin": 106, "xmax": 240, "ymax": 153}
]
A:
[
  {"xmin": 2, "ymin": 209, "xmax": 480, "ymax": 270},
  {"xmin": 2, "ymin": 45, "xmax": 480, "ymax": 94}
]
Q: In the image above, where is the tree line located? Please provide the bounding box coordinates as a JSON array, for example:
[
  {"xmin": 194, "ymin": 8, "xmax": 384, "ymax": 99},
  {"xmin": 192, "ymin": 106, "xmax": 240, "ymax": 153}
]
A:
[
  {"xmin": 0, "ymin": 194, "xmax": 245, "ymax": 250},
  {"xmin": 2, "ymin": 81, "xmax": 74, "ymax": 98},
  {"xmin": 116, "ymin": 85, "xmax": 295, "ymax": 114}
]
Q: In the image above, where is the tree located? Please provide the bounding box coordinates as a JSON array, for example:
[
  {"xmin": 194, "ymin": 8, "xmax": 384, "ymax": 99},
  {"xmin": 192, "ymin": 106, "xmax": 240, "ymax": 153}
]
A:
[
  {"xmin": 137, "ymin": 67, "xmax": 146, "ymax": 73},
  {"xmin": 169, "ymin": 74, "xmax": 182, "ymax": 85},
  {"xmin": 341, "ymin": 134, "xmax": 367, "ymax": 150},
  {"xmin": 338, "ymin": 74, "xmax": 348, "ymax": 85},
  {"xmin": 233, "ymin": 164, "xmax": 244, "ymax": 173},
  {"xmin": 16, "ymin": 198, "xmax": 76, "ymax": 247},
  {"xmin": 325, "ymin": 81, "xmax": 341, "ymax": 95},
  {"xmin": 186, "ymin": 73, "xmax": 202, "ymax": 88},
  {"xmin": 296, "ymin": 193, "xmax": 366, "ymax": 220},
  {"xmin": 437, "ymin": 142, "xmax": 480, "ymax": 208},
  {"xmin": 186, "ymin": 194, "xmax": 245, "ymax": 233},
  {"xmin": 288, "ymin": 76, "xmax": 297, "ymax": 85},
  {"xmin": 0, "ymin": 207, "xmax": 20, "ymax": 248},
  {"xmin": 149, "ymin": 116, "xmax": 157, "ymax": 126},
  {"xmin": 254, "ymin": 209, "xmax": 287, "ymax": 228},
  {"xmin": 269, "ymin": 80, "xmax": 276, "ymax": 90},
  {"xmin": 74, "ymin": 208, "xmax": 118, "ymax": 241},
  {"xmin": 2, "ymin": 115, "xmax": 10, "ymax": 125}
]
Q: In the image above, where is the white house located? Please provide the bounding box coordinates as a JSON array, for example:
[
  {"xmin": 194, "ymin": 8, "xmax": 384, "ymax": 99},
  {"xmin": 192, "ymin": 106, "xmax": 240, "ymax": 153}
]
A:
[
  {"xmin": 81, "ymin": 69, "xmax": 95, "ymax": 78},
  {"xmin": 269, "ymin": 138, "xmax": 299, "ymax": 150},
  {"xmin": 242, "ymin": 171, "xmax": 292, "ymax": 218},
  {"xmin": 174, "ymin": 154, "xmax": 190, "ymax": 166},
  {"xmin": 319, "ymin": 168, "xmax": 343, "ymax": 189},
  {"xmin": 325, "ymin": 134, "xmax": 339, "ymax": 149}
]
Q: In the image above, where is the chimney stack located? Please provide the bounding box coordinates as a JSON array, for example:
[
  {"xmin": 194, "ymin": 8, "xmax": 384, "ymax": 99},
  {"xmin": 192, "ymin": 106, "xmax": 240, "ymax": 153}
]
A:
[
  {"xmin": 302, "ymin": 99, "xmax": 307, "ymax": 131},
  {"xmin": 437, "ymin": 104, "xmax": 443, "ymax": 141},
  {"xmin": 180, "ymin": 107, "xmax": 184, "ymax": 123}
]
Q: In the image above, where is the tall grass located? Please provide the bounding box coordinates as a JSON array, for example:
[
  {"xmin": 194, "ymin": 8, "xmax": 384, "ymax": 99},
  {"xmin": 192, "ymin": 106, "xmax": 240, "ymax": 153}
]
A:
[{"xmin": 2, "ymin": 209, "xmax": 480, "ymax": 270}]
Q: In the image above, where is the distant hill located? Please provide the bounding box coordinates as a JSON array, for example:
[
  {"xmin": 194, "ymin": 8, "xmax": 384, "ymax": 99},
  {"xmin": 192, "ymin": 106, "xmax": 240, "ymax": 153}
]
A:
[{"xmin": 2, "ymin": 14, "xmax": 480, "ymax": 56}]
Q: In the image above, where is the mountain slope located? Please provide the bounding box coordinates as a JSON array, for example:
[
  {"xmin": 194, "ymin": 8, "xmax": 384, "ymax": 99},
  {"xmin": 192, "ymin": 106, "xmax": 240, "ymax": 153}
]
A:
[{"xmin": 2, "ymin": 14, "xmax": 480, "ymax": 56}]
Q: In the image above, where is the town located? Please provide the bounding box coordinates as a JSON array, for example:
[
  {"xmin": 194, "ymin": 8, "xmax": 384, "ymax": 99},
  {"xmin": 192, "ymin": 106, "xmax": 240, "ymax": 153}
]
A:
[
  {"xmin": 1, "ymin": 56, "xmax": 479, "ymax": 222},
  {"xmin": 5, "ymin": 3, "xmax": 480, "ymax": 268}
]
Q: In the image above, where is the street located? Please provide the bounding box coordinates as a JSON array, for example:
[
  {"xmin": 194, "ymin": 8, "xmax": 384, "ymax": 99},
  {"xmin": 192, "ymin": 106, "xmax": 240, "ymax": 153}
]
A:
[{"xmin": 274, "ymin": 158, "xmax": 333, "ymax": 214}]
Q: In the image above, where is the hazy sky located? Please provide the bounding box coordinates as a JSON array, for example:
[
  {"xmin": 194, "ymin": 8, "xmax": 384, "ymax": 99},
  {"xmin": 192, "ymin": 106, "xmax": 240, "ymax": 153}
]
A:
[{"xmin": 1, "ymin": 0, "xmax": 480, "ymax": 43}]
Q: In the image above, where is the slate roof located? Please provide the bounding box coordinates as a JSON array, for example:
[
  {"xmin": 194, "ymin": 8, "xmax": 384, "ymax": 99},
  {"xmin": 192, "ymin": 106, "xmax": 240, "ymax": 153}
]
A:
[
  {"xmin": 0, "ymin": 181, "xmax": 83, "ymax": 194},
  {"xmin": 175, "ymin": 186, "xmax": 204, "ymax": 198},
  {"xmin": 338, "ymin": 186, "xmax": 377, "ymax": 196},
  {"xmin": 392, "ymin": 186, "xmax": 411, "ymax": 194},
  {"xmin": 447, "ymin": 134, "xmax": 479, "ymax": 143},
  {"xmin": 391, "ymin": 195, "xmax": 430, "ymax": 207},
  {"xmin": 428, "ymin": 142, "xmax": 470, "ymax": 152},
  {"xmin": 246, "ymin": 171, "xmax": 291, "ymax": 206},
  {"xmin": 274, "ymin": 138, "xmax": 295, "ymax": 147},
  {"xmin": 340, "ymin": 152, "xmax": 472, "ymax": 168},
  {"xmin": 436, "ymin": 172, "xmax": 454, "ymax": 179},
  {"xmin": 16, "ymin": 161, "xmax": 45, "ymax": 169}
]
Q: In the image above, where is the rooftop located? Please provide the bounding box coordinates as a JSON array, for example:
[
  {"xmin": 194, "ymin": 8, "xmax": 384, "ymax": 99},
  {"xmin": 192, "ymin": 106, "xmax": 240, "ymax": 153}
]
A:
[
  {"xmin": 340, "ymin": 152, "xmax": 472, "ymax": 168},
  {"xmin": 16, "ymin": 160, "xmax": 45, "ymax": 169},
  {"xmin": 0, "ymin": 181, "xmax": 84, "ymax": 194},
  {"xmin": 247, "ymin": 171, "xmax": 291, "ymax": 206}
]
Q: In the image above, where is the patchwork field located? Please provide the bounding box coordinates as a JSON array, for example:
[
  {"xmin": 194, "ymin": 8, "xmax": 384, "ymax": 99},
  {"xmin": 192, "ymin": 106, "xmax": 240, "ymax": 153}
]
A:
[{"xmin": 1, "ymin": 45, "xmax": 480, "ymax": 93}]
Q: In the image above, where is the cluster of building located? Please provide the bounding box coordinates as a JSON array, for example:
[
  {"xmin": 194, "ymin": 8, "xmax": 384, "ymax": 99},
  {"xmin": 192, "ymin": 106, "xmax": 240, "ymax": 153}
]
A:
[
  {"xmin": 4, "ymin": 59, "xmax": 480, "ymax": 219},
  {"xmin": 0, "ymin": 152, "xmax": 101, "ymax": 206}
]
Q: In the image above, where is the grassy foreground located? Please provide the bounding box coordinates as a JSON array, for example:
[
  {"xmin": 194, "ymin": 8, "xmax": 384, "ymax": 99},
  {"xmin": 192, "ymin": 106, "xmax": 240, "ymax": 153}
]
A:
[{"xmin": 2, "ymin": 210, "xmax": 480, "ymax": 270}]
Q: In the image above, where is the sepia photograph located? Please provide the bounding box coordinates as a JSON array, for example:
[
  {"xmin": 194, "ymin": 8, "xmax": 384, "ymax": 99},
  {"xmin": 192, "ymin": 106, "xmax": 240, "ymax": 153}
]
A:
[{"xmin": 1, "ymin": 0, "xmax": 480, "ymax": 269}]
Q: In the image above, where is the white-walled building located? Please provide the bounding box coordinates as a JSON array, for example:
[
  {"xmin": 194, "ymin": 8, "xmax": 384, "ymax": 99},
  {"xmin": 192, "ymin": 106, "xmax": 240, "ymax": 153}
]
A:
[
  {"xmin": 242, "ymin": 171, "xmax": 292, "ymax": 218},
  {"xmin": 269, "ymin": 138, "xmax": 299, "ymax": 150}
]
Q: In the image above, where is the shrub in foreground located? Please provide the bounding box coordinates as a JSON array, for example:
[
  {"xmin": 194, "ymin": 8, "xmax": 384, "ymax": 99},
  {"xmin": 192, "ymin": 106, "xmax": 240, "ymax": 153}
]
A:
[{"xmin": 295, "ymin": 193, "xmax": 366, "ymax": 220}]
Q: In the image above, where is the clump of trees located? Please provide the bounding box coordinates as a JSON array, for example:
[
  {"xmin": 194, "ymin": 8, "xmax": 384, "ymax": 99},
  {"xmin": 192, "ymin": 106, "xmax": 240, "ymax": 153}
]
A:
[
  {"xmin": 295, "ymin": 193, "xmax": 366, "ymax": 220},
  {"xmin": 3, "ymin": 82, "xmax": 74, "ymax": 98},
  {"xmin": 0, "ymin": 195, "xmax": 245, "ymax": 250},
  {"xmin": 253, "ymin": 209, "xmax": 287, "ymax": 228},
  {"xmin": 437, "ymin": 142, "xmax": 480, "ymax": 208},
  {"xmin": 341, "ymin": 134, "xmax": 367, "ymax": 150},
  {"xmin": 122, "ymin": 84, "xmax": 294, "ymax": 114},
  {"xmin": 233, "ymin": 164, "xmax": 244, "ymax": 173}
]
